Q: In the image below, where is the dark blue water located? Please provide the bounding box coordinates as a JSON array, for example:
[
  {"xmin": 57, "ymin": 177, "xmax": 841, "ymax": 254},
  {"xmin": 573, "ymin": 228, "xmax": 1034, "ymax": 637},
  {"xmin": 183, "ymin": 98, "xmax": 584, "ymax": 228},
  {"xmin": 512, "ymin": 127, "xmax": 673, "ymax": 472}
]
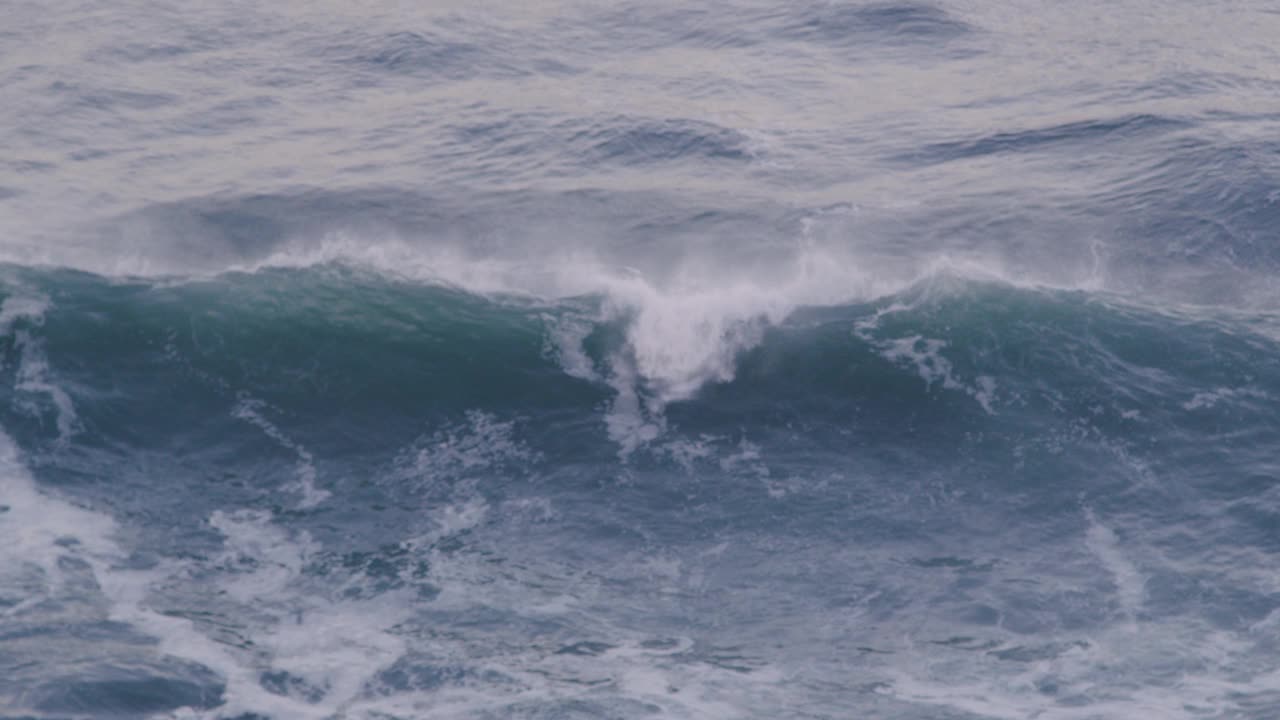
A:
[{"xmin": 4, "ymin": 2, "xmax": 1280, "ymax": 718}]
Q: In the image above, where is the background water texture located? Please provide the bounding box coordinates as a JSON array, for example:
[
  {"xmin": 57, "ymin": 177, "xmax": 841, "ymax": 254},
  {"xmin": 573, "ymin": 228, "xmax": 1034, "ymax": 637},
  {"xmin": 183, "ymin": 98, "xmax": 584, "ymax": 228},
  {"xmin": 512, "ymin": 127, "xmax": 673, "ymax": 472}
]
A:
[{"xmin": 3, "ymin": 1, "xmax": 1280, "ymax": 718}]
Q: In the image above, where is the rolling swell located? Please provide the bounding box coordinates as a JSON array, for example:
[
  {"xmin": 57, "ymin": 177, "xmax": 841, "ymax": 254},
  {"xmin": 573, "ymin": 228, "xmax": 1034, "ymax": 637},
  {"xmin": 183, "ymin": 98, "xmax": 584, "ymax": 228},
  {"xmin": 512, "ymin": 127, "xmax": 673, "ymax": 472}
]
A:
[
  {"xmin": 5, "ymin": 259, "xmax": 1280, "ymax": 717},
  {"xmin": 7, "ymin": 265, "xmax": 1279, "ymax": 555},
  {"xmin": 4, "ymin": 263, "xmax": 1276, "ymax": 455},
  {"xmin": 777, "ymin": 1, "xmax": 972, "ymax": 45},
  {"xmin": 901, "ymin": 113, "xmax": 1189, "ymax": 166}
]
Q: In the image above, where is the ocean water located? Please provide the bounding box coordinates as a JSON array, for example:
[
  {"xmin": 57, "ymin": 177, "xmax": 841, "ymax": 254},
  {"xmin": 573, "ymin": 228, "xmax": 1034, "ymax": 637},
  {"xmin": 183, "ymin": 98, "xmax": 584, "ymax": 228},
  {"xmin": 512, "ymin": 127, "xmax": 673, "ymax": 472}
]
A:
[{"xmin": 3, "ymin": 1, "xmax": 1280, "ymax": 718}]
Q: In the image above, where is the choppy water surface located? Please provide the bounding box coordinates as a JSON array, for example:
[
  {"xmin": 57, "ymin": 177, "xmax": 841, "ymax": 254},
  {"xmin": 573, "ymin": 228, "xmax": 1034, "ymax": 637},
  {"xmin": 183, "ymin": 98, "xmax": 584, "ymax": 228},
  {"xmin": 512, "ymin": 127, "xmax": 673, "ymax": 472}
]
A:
[{"xmin": 3, "ymin": 1, "xmax": 1280, "ymax": 718}]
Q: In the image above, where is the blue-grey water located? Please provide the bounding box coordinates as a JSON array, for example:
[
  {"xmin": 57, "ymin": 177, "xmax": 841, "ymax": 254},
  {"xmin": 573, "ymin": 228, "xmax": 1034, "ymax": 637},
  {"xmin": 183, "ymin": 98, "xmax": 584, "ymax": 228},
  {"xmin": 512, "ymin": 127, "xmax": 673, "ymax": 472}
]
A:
[{"xmin": 3, "ymin": 2, "xmax": 1280, "ymax": 718}]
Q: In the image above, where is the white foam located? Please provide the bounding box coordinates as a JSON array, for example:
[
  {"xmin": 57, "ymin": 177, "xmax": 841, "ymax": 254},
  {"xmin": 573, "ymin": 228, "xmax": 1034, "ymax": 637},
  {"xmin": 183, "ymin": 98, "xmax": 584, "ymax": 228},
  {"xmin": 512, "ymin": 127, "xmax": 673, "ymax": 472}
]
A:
[
  {"xmin": 397, "ymin": 409, "xmax": 534, "ymax": 483},
  {"xmin": 0, "ymin": 432, "xmax": 117, "ymax": 619},
  {"xmin": 854, "ymin": 296, "xmax": 1002, "ymax": 413},
  {"xmin": 882, "ymin": 621, "xmax": 1278, "ymax": 720},
  {"xmin": 13, "ymin": 332, "xmax": 80, "ymax": 442},
  {"xmin": 64, "ymin": 506, "xmax": 421, "ymax": 720},
  {"xmin": 874, "ymin": 334, "xmax": 999, "ymax": 413},
  {"xmin": 542, "ymin": 312, "xmax": 601, "ymax": 382},
  {"xmin": 872, "ymin": 503, "xmax": 1280, "ymax": 720},
  {"xmin": 0, "ymin": 295, "xmax": 79, "ymax": 442},
  {"xmin": 199, "ymin": 509, "xmax": 413, "ymax": 718},
  {"xmin": 0, "ymin": 431, "xmax": 267, "ymax": 717},
  {"xmin": 432, "ymin": 497, "xmax": 490, "ymax": 537},
  {"xmin": 0, "ymin": 294, "xmax": 50, "ymax": 333},
  {"xmin": 0, "ymin": 409, "xmax": 421, "ymax": 718},
  {"xmin": 1183, "ymin": 386, "xmax": 1268, "ymax": 410},
  {"xmin": 661, "ymin": 434, "xmax": 718, "ymax": 472},
  {"xmin": 1084, "ymin": 509, "xmax": 1146, "ymax": 623},
  {"xmin": 232, "ymin": 396, "xmax": 330, "ymax": 509},
  {"xmin": 368, "ymin": 540, "xmax": 789, "ymax": 720},
  {"xmin": 597, "ymin": 275, "xmax": 778, "ymax": 403},
  {"xmin": 603, "ymin": 349, "xmax": 666, "ymax": 457}
]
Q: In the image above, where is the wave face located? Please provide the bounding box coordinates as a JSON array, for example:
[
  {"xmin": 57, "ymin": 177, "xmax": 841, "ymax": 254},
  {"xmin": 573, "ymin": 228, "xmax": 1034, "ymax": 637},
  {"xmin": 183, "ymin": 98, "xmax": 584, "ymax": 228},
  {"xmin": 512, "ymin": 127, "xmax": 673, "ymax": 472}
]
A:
[
  {"xmin": 5, "ymin": 265, "xmax": 1280, "ymax": 719},
  {"xmin": 5, "ymin": 1, "xmax": 1280, "ymax": 719}
]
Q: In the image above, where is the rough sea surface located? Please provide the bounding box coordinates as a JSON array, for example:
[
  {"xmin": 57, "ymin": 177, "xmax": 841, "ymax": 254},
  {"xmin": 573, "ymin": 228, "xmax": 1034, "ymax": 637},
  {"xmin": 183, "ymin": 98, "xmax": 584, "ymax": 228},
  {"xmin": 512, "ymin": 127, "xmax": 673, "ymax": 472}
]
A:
[{"xmin": 3, "ymin": 1, "xmax": 1280, "ymax": 718}]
